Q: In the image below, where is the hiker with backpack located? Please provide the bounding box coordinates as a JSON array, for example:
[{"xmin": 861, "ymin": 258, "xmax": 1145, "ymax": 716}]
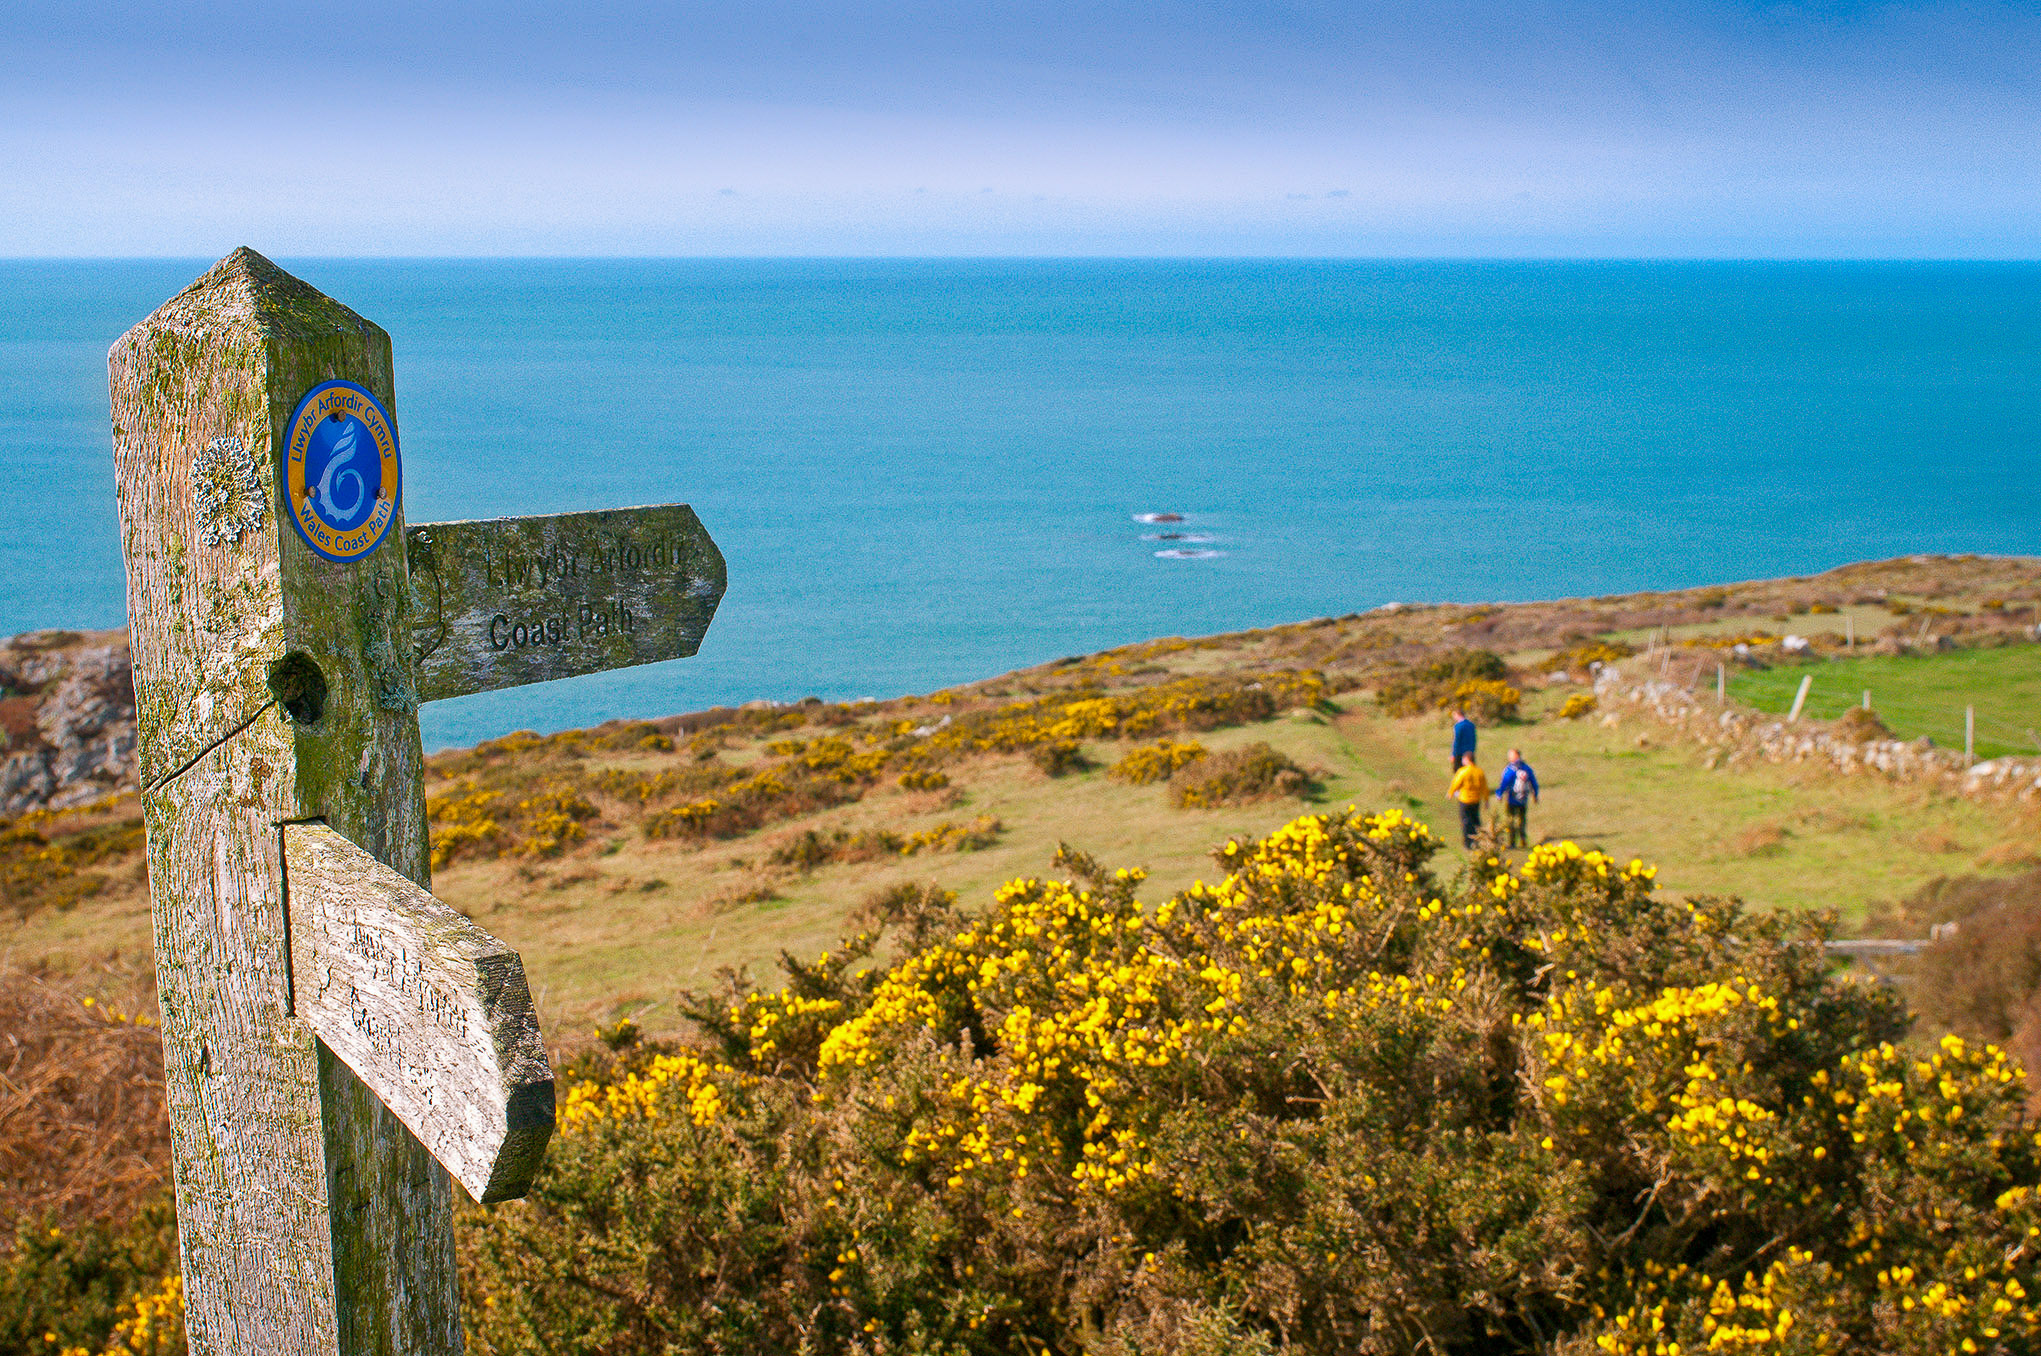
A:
[
  {"xmin": 1448, "ymin": 751, "xmax": 1487, "ymax": 848},
  {"xmin": 1495, "ymin": 748, "xmax": 1539, "ymax": 849}
]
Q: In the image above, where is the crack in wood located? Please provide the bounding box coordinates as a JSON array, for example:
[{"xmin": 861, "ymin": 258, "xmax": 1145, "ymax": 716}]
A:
[{"xmin": 145, "ymin": 697, "xmax": 277, "ymax": 793}]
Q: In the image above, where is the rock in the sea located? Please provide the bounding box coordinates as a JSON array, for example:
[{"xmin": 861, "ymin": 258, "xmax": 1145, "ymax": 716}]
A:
[{"xmin": 0, "ymin": 629, "xmax": 137, "ymax": 816}]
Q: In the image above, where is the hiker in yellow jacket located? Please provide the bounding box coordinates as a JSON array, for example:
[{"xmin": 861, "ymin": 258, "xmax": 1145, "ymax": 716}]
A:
[{"xmin": 1448, "ymin": 752, "xmax": 1487, "ymax": 848}]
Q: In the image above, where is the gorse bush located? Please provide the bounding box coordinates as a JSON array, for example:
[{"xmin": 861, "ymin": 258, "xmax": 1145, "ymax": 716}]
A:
[
  {"xmin": 1889, "ymin": 870, "xmax": 2041, "ymax": 1093},
  {"xmin": 1449, "ymin": 677, "xmax": 1520, "ymax": 724},
  {"xmin": 768, "ymin": 819, "xmax": 1004, "ymax": 871},
  {"xmin": 0, "ymin": 970, "xmax": 181, "ymax": 1356},
  {"xmin": 1831, "ymin": 707, "xmax": 1893, "ymax": 744},
  {"xmin": 1029, "ymin": 742, "xmax": 1089, "ymax": 778},
  {"xmin": 1546, "ymin": 640, "xmax": 1637, "ymax": 676},
  {"xmin": 1165, "ymin": 742, "xmax": 1311, "ymax": 808},
  {"xmin": 0, "ymin": 797, "xmax": 143, "ymax": 922},
  {"xmin": 1107, "ymin": 741, "xmax": 1208, "ymax": 786},
  {"xmin": 0, "ymin": 1202, "xmax": 181, "ymax": 1356},
  {"xmin": 462, "ymin": 809, "xmax": 2041, "ymax": 1355},
  {"xmin": 1375, "ymin": 649, "xmax": 1510, "ymax": 717}
]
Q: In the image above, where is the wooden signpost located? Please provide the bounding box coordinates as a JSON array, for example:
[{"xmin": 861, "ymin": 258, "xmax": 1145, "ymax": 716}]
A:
[{"xmin": 110, "ymin": 248, "xmax": 726, "ymax": 1354}]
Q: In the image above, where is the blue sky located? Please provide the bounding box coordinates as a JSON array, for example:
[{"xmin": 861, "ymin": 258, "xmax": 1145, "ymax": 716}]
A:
[{"xmin": 2, "ymin": 1, "xmax": 2038, "ymax": 256}]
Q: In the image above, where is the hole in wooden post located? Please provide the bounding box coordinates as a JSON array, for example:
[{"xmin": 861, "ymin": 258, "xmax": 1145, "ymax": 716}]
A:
[{"xmin": 267, "ymin": 652, "xmax": 328, "ymax": 725}]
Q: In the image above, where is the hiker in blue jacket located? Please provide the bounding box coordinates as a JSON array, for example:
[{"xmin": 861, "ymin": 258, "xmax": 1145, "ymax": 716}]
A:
[
  {"xmin": 1449, "ymin": 707, "xmax": 1476, "ymax": 774},
  {"xmin": 1494, "ymin": 748, "xmax": 1539, "ymax": 849}
]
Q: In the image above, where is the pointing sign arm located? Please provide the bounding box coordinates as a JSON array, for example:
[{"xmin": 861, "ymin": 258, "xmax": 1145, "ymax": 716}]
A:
[
  {"xmin": 406, "ymin": 504, "xmax": 726, "ymax": 703},
  {"xmin": 284, "ymin": 823, "xmax": 555, "ymax": 1203}
]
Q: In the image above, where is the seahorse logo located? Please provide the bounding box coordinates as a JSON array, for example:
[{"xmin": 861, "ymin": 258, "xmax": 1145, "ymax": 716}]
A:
[
  {"xmin": 318, "ymin": 419, "xmax": 367, "ymax": 524},
  {"xmin": 285, "ymin": 380, "xmax": 399, "ymax": 563}
]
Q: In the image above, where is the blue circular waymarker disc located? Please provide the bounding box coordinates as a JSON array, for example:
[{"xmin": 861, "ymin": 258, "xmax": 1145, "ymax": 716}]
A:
[{"xmin": 283, "ymin": 379, "xmax": 401, "ymax": 563}]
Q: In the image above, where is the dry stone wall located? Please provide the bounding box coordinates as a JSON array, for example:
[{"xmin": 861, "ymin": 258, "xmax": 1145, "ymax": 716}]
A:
[{"xmin": 1592, "ymin": 662, "xmax": 2041, "ymax": 804}]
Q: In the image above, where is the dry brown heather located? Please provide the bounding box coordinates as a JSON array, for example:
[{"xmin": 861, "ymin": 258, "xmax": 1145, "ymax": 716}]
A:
[{"xmin": 0, "ymin": 967, "xmax": 167, "ymax": 1234}]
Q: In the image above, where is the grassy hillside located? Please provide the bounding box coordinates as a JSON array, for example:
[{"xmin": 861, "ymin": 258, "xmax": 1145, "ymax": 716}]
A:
[
  {"xmin": 8, "ymin": 553, "xmax": 2041, "ymax": 1356},
  {"xmin": 7, "ymin": 554, "xmax": 2038, "ymax": 1043}
]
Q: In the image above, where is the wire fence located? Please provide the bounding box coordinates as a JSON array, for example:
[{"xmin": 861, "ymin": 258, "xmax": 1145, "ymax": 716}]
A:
[{"xmin": 1724, "ymin": 656, "xmax": 2041, "ymax": 761}]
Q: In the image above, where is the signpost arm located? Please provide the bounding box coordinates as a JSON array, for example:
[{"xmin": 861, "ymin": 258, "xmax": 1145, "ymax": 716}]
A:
[
  {"xmin": 284, "ymin": 822, "xmax": 554, "ymax": 1205},
  {"xmin": 405, "ymin": 507, "xmax": 726, "ymax": 703},
  {"xmin": 113, "ymin": 248, "xmax": 459, "ymax": 1354}
]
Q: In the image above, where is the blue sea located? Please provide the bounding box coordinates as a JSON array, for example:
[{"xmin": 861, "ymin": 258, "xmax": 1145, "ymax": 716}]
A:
[{"xmin": 3, "ymin": 259, "xmax": 2037, "ymax": 749}]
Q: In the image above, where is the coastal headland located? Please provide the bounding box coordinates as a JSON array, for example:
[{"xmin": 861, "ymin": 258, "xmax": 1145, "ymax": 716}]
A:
[
  {"xmin": 8, "ymin": 552, "xmax": 2038, "ymax": 1037},
  {"xmin": 10, "ymin": 551, "xmax": 2041, "ymax": 1354}
]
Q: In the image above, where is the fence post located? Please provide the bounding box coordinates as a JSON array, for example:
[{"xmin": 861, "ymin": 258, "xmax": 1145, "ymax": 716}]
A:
[
  {"xmin": 1787, "ymin": 673, "xmax": 1813, "ymax": 723},
  {"xmin": 1862, "ymin": 689, "xmax": 1870, "ymax": 710},
  {"xmin": 1717, "ymin": 662, "xmax": 1725, "ymax": 704},
  {"xmin": 1966, "ymin": 705, "xmax": 1975, "ymax": 763}
]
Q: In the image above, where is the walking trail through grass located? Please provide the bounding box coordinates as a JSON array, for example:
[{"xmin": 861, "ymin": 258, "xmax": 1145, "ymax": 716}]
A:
[{"xmin": 375, "ymin": 692, "xmax": 2041, "ymax": 1034}]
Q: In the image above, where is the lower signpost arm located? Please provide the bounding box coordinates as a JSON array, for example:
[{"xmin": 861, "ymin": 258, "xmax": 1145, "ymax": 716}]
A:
[{"xmin": 284, "ymin": 823, "xmax": 555, "ymax": 1204}]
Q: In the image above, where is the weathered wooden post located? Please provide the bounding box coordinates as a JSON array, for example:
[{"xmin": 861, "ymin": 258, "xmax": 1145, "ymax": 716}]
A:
[
  {"xmin": 111, "ymin": 248, "xmax": 725, "ymax": 1354},
  {"xmin": 1787, "ymin": 672, "xmax": 1812, "ymax": 723}
]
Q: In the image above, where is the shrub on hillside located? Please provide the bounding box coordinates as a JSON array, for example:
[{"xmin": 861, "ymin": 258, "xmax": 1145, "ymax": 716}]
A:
[
  {"xmin": 1108, "ymin": 740, "xmax": 1208, "ymax": 785},
  {"xmin": 913, "ymin": 672, "xmax": 1322, "ymax": 758},
  {"xmin": 0, "ymin": 799, "xmax": 144, "ymax": 922},
  {"xmin": 1832, "ymin": 706, "xmax": 1893, "ymax": 743},
  {"xmin": 0, "ymin": 969, "xmax": 179, "ymax": 1355},
  {"xmin": 428, "ymin": 672, "xmax": 1325, "ymax": 860},
  {"xmin": 1029, "ymin": 742, "xmax": 1089, "ymax": 777},
  {"xmin": 1883, "ymin": 871, "xmax": 2041, "ymax": 1093},
  {"xmin": 1449, "ymin": 677, "xmax": 1520, "ymax": 723},
  {"xmin": 1374, "ymin": 649, "xmax": 1509, "ymax": 717},
  {"xmin": 1166, "ymin": 742, "xmax": 1312, "ymax": 808},
  {"xmin": 0, "ymin": 972, "xmax": 168, "ymax": 1236},
  {"xmin": 1, "ymin": 1203, "xmax": 182, "ymax": 1356},
  {"xmin": 639, "ymin": 767, "xmax": 862, "ymax": 842},
  {"xmin": 1545, "ymin": 639, "xmax": 1636, "ymax": 676},
  {"xmin": 463, "ymin": 810, "xmax": 2041, "ymax": 1355},
  {"xmin": 768, "ymin": 818, "xmax": 1003, "ymax": 870},
  {"xmin": 1557, "ymin": 692, "xmax": 1597, "ymax": 720}
]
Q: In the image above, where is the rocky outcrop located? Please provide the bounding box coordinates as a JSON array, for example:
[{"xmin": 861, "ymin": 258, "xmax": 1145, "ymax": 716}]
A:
[
  {"xmin": 1593, "ymin": 663, "xmax": 2041, "ymax": 803},
  {"xmin": 0, "ymin": 629, "xmax": 137, "ymax": 816}
]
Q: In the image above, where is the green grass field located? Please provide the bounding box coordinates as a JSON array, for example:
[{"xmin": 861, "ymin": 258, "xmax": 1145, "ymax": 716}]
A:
[{"xmin": 1726, "ymin": 645, "xmax": 2041, "ymax": 759}]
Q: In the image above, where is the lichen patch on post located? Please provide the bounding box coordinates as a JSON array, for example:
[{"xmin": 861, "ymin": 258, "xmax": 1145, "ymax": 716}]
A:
[{"xmin": 192, "ymin": 434, "xmax": 268, "ymax": 547}]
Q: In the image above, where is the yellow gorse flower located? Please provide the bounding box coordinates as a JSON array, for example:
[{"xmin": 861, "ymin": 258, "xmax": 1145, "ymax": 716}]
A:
[
  {"xmin": 59, "ymin": 1274, "xmax": 183, "ymax": 1356},
  {"xmin": 807, "ymin": 810, "xmax": 1459, "ymax": 1200},
  {"xmin": 560, "ymin": 1052, "xmax": 749, "ymax": 1130}
]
